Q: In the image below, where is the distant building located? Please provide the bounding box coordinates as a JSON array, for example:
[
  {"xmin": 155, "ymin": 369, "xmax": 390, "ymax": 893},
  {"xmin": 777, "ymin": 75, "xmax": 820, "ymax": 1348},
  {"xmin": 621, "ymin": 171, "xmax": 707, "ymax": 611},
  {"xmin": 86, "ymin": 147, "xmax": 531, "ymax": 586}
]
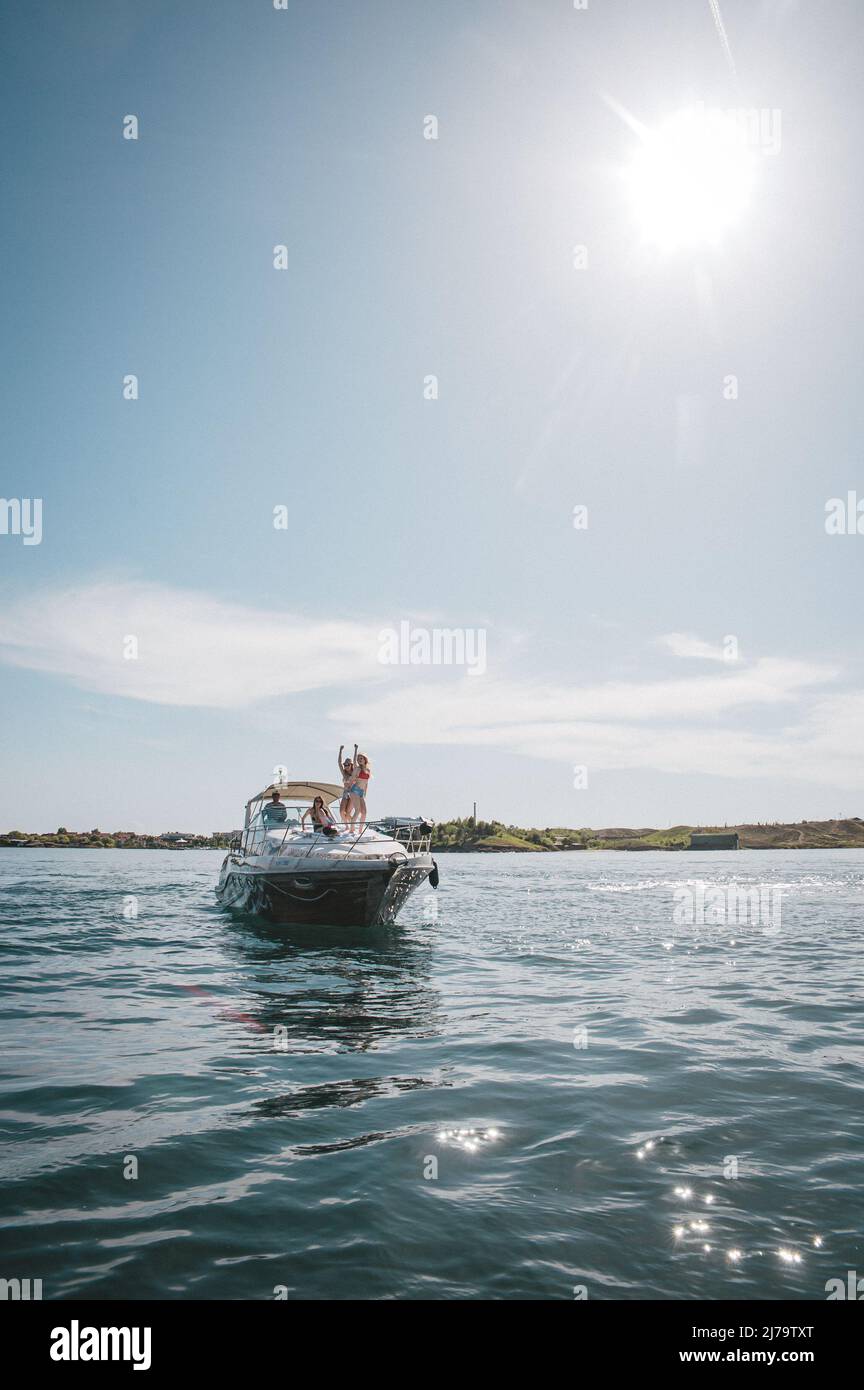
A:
[{"xmin": 688, "ymin": 832, "xmax": 740, "ymax": 850}]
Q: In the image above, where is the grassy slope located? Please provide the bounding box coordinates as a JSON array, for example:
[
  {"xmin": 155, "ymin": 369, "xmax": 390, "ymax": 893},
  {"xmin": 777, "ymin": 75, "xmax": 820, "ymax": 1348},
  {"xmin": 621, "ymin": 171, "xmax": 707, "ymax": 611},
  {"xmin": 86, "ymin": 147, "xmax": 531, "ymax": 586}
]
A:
[
  {"xmin": 471, "ymin": 832, "xmax": 552, "ymax": 852},
  {"xmin": 434, "ymin": 819, "xmax": 864, "ymax": 851}
]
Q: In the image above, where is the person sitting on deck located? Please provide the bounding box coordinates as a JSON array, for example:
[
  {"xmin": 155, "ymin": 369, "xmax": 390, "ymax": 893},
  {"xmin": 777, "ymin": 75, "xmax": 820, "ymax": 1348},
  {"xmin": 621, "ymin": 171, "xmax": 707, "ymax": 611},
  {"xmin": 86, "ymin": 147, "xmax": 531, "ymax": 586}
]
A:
[
  {"xmin": 301, "ymin": 796, "xmax": 338, "ymax": 837},
  {"xmin": 262, "ymin": 791, "xmax": 287, "ymax": 825}
]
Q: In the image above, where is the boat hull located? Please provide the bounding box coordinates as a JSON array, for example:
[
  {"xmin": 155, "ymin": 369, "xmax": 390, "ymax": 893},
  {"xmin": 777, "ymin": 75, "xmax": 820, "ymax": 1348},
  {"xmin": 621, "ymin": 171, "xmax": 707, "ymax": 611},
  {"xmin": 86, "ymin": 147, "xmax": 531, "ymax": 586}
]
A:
[{"xmin": 216, "ymin": 857, "xmax": 433, "ymax": 927}]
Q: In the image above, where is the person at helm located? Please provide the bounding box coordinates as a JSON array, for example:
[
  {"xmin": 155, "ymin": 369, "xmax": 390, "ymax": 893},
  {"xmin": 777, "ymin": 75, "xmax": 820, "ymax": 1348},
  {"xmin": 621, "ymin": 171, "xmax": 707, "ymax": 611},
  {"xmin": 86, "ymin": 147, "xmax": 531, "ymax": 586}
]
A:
[{"xmin": 262, "ymin": 790, "xmax": 288, "ymax": 825}]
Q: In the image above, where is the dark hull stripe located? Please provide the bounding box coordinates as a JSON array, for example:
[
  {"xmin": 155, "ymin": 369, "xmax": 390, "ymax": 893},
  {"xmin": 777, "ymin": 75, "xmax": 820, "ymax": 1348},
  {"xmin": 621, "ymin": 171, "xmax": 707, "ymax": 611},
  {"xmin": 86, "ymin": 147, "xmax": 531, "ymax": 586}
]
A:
[{"xmin": 215, "ymin": 863, "xmax": 431, "ymax": 926}]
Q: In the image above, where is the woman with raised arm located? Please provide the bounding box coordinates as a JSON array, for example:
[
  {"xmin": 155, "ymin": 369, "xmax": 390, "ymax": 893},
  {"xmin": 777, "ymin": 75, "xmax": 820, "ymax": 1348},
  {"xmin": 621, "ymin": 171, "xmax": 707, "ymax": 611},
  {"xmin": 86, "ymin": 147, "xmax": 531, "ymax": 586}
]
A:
[
  {"xmin": 338, "ymin": 743, "xmax": 358, "ymax": 831},
  {"xmin": 352, "ymin": 752, "xmax": 372, "ymax": 834}
]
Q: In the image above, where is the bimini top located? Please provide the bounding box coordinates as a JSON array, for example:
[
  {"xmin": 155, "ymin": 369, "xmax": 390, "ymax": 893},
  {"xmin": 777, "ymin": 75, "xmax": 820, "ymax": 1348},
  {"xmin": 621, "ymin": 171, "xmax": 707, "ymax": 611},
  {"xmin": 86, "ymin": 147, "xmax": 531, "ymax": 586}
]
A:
[{"xmin": 250, "ymin": 780, "xmax": 342, "ymax": 806}]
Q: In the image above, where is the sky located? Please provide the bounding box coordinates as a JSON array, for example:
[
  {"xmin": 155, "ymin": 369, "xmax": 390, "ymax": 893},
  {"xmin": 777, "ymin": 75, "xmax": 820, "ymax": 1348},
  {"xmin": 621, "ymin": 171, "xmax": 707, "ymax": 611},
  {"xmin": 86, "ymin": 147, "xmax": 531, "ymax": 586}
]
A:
[{"xmin": 1, "ymin": 0, "xmax": 863, "ymax": 835}]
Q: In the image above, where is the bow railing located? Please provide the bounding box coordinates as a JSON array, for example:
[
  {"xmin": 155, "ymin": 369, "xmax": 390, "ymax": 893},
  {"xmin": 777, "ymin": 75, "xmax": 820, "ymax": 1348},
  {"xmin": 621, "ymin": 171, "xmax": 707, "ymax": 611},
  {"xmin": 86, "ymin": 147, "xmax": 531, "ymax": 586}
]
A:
[{"xmin": 238, "ymin": 818, "xmax": 432, "ymax": 860}]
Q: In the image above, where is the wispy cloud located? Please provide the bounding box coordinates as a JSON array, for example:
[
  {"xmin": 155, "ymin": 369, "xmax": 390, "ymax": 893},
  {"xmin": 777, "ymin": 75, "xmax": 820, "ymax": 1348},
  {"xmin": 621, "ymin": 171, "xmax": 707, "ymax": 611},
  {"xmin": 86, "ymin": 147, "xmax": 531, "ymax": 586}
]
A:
[
  {"xmin": 331, "ymin": 660, "xmax": 864, "ymax": 787},
  {"xmin": 660, "ymin": 632, "xmax": 734, "ymax": 661},
  {"xmin": 2, "ymin": 582, "xmax": 859, "ymax": 789},
  {"xmin": 0, "ymin": 581, "xmax": 383, "ymax": 708},
  {"xmin": 332, "ymin": 659, "xmax": 834, "ymax": 734}
]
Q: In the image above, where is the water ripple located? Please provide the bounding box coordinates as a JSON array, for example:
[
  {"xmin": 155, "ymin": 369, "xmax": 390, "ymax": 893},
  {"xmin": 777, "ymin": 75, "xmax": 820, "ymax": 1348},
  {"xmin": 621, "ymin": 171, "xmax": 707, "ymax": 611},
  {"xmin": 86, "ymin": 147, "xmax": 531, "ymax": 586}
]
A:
[{"xmin": 1, "ymin": 846, "xmax": 862, "ymax": 1299}]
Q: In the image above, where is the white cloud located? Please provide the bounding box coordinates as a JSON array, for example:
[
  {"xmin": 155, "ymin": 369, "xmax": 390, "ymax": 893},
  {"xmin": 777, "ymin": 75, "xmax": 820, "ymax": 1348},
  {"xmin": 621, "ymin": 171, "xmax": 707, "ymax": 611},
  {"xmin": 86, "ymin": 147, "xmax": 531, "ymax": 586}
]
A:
[
  {"xmin": 0, "ymin": 581, "xmax": 383, "ymax": 708},
  {"xmin": 2, "ymin": 581, "xmax": 859, "ymax": 790},
  {"xmin": 660, "ymin": 632, "xmax": 731, "ymax": 661},
  {"xmin": 331, "ymin": 661, "xmax": 864, "ymax": 788},
  {"xmin": 332, "ymin": 659, "xmax": 834, "ymax": 735}
]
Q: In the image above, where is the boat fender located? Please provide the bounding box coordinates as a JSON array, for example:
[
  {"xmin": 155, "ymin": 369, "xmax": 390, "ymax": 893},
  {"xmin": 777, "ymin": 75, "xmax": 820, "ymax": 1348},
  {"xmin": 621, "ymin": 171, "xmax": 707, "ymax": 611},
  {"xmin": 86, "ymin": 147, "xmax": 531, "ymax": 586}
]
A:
[{"xmin": 429, "ymin": 859, "xmax": 439, "ymax": 889}]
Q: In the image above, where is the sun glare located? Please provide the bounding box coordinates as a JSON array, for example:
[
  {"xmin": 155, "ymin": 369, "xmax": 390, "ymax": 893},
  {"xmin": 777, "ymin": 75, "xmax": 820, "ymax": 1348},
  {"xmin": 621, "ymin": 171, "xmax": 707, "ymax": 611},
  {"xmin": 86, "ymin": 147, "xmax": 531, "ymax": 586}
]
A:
[{"xmin": 626, "ymin": 107, "xmax": 756, "ymax": 250}]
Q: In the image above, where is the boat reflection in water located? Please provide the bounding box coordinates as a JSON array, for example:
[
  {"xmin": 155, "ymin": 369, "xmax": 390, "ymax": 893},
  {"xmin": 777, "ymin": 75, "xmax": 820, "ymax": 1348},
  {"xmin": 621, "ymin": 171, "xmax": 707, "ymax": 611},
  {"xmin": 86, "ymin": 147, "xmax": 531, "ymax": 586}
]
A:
[
  {"xmin": 215, "ymin": 912, "xmax": 448, "ymax": 1156},
  {"xmin": 219, "ymin": 915, "xmax": 441, "ymax": 1049}
]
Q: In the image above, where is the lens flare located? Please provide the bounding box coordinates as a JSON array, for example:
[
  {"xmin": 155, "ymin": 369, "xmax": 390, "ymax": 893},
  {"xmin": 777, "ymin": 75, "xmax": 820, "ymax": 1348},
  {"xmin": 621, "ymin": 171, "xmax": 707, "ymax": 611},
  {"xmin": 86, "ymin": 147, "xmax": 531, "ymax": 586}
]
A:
[{"xmin": 626, "ymin": 107, "xmax": 756, "ymax": 250}]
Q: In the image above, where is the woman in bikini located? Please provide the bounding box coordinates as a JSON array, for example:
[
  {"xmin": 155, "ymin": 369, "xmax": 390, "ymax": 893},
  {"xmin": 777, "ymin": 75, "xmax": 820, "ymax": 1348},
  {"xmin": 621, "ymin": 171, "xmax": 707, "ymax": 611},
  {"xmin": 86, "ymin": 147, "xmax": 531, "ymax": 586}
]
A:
[
  {"xmin": 353, "ymin": 752, "xmax": 372, "ymax": 833},
  {"xmin": 338, "ymin": 744, "xmax": 358, "ymax": 830}
]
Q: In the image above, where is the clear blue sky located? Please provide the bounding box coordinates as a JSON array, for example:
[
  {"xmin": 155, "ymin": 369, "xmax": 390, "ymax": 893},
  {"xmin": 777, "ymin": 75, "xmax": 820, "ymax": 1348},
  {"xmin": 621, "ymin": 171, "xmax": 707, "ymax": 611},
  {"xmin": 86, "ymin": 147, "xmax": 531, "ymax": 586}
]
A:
[{"xmin": 1, "ymin": 0, "xmax": 862, "ymax": 833}]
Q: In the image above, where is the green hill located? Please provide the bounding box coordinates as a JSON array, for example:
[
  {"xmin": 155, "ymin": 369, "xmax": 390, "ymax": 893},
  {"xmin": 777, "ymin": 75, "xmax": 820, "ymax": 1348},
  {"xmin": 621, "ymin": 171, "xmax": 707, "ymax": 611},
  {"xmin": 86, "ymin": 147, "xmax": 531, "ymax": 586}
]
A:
[{"xmin": 432, "ymin": 817, "xmax": 864, "ymax": 852}]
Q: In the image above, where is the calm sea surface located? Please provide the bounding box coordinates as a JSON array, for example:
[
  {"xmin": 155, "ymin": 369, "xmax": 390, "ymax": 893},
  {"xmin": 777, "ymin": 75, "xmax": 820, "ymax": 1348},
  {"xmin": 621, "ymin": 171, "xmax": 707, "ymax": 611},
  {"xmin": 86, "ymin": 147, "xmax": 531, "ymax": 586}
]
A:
[{"xmin": 1, "ymin": 847, "xmax": 862, "ymax": 1301}]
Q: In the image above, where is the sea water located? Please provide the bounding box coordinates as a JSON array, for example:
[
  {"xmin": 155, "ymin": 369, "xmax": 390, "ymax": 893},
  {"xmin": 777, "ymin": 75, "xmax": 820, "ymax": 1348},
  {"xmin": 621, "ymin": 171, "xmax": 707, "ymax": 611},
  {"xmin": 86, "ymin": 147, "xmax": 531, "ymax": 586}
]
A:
[{"xmin": 1, "ymin": 847, "xmax": 862, "ymax": 1300}]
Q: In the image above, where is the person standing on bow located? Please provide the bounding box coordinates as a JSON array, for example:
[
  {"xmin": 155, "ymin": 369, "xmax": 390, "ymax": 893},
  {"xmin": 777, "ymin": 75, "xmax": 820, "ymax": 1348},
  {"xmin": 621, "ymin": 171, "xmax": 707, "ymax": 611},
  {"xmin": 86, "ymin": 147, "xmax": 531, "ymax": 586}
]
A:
[
  {"xmin": 352, "ymin": 751, "xmax": 372, "ymax": 834},
  {"xmin": 338, "ymin": 744, "xmax": 358, "ymax": 830}
]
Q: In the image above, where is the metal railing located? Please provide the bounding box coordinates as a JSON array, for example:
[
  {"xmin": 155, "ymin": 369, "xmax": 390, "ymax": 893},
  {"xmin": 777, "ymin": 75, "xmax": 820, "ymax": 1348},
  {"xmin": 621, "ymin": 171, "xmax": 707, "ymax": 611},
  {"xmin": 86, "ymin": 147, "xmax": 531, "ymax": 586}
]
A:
[
  {"xmin": 303, "ymin": 821, "xmax": 368, "ymax": 859},
  {"xmin": 377, "ymin": 823, "xmax": 433, "ymax": 854},
  {"xmin": 238, "ymin": 817, "xmax": 432, "ymax": 861}
]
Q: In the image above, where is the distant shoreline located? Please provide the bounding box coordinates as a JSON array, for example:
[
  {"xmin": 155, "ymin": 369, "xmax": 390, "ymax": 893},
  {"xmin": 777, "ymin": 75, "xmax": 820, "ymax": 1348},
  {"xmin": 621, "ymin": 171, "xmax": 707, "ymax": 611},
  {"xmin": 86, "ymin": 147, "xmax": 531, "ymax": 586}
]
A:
[
  {"xmin": 431, "ymin": 816, "xmax": 864, "ymax": 852},
  {"xmin": 2, "ymin": 817, "xmax": 863, "ymax": 852},
  {"xmin": 0, "ymin": 832, "xmax": 232, "ymax": 851}
]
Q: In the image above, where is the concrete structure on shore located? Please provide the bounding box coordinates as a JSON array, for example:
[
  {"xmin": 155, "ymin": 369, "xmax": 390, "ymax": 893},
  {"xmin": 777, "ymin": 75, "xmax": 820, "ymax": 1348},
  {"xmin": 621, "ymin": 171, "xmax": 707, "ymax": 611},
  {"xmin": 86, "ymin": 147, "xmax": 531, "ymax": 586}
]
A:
[{"xmin": 688, "ymin": 832, "xmax": 740, "ymax": 850}]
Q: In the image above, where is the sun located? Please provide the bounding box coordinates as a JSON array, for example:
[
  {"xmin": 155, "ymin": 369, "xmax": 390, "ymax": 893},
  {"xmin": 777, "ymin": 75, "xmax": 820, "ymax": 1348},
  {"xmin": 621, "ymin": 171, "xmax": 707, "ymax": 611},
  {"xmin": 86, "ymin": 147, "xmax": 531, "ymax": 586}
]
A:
[{"xmin": 625, "ymin": 106, "xmax": 756, "ymax": 250}]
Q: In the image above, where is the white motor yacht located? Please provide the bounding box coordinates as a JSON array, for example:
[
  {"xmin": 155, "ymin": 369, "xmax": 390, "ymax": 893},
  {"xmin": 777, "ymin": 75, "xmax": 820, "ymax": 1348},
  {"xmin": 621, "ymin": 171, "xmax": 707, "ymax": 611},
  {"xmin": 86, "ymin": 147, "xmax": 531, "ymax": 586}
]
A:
[{"xmin": 215, "ymin": 780, "xmax": 438, "ymax": 926}]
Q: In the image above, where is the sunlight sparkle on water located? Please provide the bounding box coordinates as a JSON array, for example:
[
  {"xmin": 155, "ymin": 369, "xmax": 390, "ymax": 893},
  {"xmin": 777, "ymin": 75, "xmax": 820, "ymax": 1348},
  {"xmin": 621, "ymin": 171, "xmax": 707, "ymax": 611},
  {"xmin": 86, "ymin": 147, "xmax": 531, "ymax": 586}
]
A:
[
  {"xmin": 778, "ymin": 1248, "xmax": 803, "ymax": 1265},
  {"xmin": 436, "ymin": 1126, "xmax": 501, "ymax": 1153}
]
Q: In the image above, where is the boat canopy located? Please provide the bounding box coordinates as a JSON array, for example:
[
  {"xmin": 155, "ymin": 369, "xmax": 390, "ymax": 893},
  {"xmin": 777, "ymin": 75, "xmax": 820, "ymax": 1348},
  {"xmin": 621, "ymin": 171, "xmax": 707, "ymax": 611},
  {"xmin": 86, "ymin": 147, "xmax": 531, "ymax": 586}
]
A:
[{"xmin": 249, "ymin": 780, "xmax": 342, "ymax": 806}]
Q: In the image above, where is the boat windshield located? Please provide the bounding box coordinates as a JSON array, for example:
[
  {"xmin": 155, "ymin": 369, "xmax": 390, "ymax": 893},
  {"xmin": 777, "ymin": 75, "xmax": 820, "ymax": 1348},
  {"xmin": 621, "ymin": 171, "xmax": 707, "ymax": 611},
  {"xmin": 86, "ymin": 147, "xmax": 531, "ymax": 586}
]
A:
[{"xmin": 258, "ymin": 803, "xmax": 305, "ymax": 828}]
